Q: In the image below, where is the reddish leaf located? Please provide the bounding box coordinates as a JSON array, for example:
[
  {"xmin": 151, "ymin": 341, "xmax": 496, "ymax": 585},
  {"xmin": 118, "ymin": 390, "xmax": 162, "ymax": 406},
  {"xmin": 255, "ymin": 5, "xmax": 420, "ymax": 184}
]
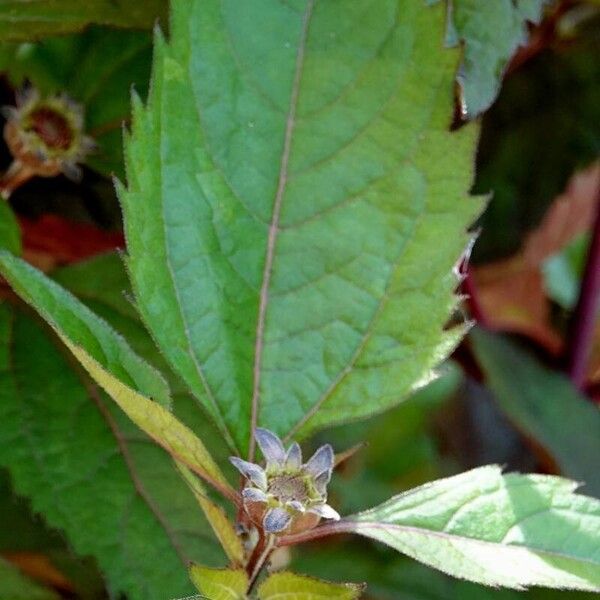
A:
[
  {"xmin": 472, "ymin": 162, "xmax": 600, "ymax": 355},
  {"xmin": 19, "ymin": 215, "xmax": 124, "ymax": 272}
]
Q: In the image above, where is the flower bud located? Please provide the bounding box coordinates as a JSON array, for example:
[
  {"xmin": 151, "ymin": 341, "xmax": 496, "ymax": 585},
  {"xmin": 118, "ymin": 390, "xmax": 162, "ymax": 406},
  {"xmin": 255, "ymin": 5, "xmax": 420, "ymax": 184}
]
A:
[
  {"xmin": 1, "ymin": 88, "xmax": 95, "ymax": 199},
  {"xmin": 230, "ymin": 428, "xmax": 340, "ymax": 536}
]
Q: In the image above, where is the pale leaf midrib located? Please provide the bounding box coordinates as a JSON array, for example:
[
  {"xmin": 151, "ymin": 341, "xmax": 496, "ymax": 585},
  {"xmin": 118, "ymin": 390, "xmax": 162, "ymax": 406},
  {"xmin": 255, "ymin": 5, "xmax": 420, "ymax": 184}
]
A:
[
  {"xmin": 249, "ymin": 0, "xmax": 315, "ymax": 460},
  {"xmin": 353, "ymin": 521, "xmax": 600, "ymax": 568}
]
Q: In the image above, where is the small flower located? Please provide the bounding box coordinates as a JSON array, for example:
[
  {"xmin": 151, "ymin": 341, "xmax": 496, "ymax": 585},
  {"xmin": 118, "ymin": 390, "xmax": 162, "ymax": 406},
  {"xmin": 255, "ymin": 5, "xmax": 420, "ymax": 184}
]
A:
[
  {"xmin": 1, "ymin": 87, "xmax": 95, "ymax": 198},
  {"xmin": 230, "ymin": 428, "xmax": 340, "ymax": 535}
]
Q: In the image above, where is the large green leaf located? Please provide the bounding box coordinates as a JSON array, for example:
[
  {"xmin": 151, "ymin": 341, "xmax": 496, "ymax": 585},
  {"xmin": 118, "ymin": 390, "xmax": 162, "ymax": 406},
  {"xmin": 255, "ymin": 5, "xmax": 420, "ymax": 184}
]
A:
[
  {"xmin": 0, "ymin": 1, "xmax": 167, "ymax": 42},
  {"xmin": 470, "ymin": 329, "xmax": 600, "ymax": 498},
  {"xmin": 0, "ymin": 302, "xmax": 224, "ymax": 600},
  {"xmin": 0, "ymin": 558, "xmax": 59, "ymax": 600},
  {"xmin": 434, "ymin": 0, "xmax": 548, "ymax": 118},
  {"xmin": 0, "ymin": 27, "xmax": 153, "ymax": 177},
  {"xmin": 119, "ymin": 0, "xmax": 482, "ymax": 455},
  {"xmin": 342, "ymin": 466, "xmax": 600, "ymax": 591}
]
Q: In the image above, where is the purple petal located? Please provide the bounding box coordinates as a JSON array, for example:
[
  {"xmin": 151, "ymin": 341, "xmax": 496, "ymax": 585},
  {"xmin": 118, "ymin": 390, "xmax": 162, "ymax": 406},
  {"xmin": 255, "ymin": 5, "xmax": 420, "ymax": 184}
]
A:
[
  {"xmin": 285, "ymin": 442, "xmax": 302, "ymax": 469},
  {"xmin": 286, "ymin": 500, "xmax": 305, "ymax": 513},
  {"xmin": 304, "ymin": 444, "xmax": 334, "ymax": 478},
  {"xmin": 263, "ymin": 507, "xmax": 292, "ymax": 533},
  {"xmin": 314, "ymin": 470, "xmax": 330, "ymax": 495},
  {"xmin": 229, "ymin": 457, "xmax": 267, "ymax": 490},
  {"xmin": 308, "ymin": 503, "xmax": 340, "ymax": 521},
  {"xmin": 255, "ymin": 428, "xmax": 286, "ymax": 466},
  {"xmin": 242, "ymin": 487, "xmax": 268, "ymax": 503}
]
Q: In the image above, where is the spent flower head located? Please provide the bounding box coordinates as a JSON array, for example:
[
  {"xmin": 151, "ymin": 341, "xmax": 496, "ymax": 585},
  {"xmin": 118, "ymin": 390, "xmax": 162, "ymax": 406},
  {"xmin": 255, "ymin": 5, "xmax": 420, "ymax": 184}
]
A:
[
  {"xmin": 1, "ymin": 87, "xmax": 95, "ymax": 198},
  {"xmin": 230, "ymin": 428, "xmax": 340, "ymax": 535}
]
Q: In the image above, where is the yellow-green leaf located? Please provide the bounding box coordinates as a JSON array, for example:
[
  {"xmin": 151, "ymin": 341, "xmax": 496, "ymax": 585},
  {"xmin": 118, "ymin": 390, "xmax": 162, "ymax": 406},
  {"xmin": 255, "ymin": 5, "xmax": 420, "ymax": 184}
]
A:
[
  {"xmin": 177, "ymin": 463, "xmax": 245, "ymax": 566},
  {"xmin": 62, "ymin": 339, "xmax": 237, "ymax": 503},
  {"xmin": 189, "ymin": 565, "xmax": 248, "ymax": 600},
  {"xmin": 258, "ymin": 572, "xmax": 364, "ymax": 600}
]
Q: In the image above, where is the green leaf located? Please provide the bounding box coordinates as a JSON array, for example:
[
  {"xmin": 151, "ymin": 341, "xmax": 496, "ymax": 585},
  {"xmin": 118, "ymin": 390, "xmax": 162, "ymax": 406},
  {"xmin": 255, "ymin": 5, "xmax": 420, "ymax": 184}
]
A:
[
  {"xmin": 63, "ymin": 339, "xmax": 236, "ymax": 500},
  {"xmin": 0, "ymin": 1, "xmax": 167, "ymax": 42},
  {"xmin": 343, "ymin": 466, "xmax": 600, "ymax": 591},
  {"xmin": 258, "ymin": 572, "xmax": 364, "ymax": 600},
  {"xmin": 0, "ymin": 558, "xmax": 59, "ymax": 600},
  {"xmin": 542, "ymin": 235, "xmax": 589, "ymax": 309},
  {"xmin": 0, "ymin": 27, "xmax": 153, "ymax": 177},
  {"xmin": 0, "ymin": 251, "xmax": 171, "ymax": 409},
  {"xmin": 0, "ymin": 303, "xmax": 224, "ymax": 600},
  {"xmin": 438, "ymin": 0, "xmax": 548, "ymax": 117},
  {"xmin": 294, "ymin": 542, "xmax": 599, "ymax": 600},
  {"xmin": 189, "ymin": 565, "xmax": 248, "ymax": 600},
  {"xmin": 119, "ymin": 0, "xmax": 482, "ymax": 454},
  {"xmin": 470, "ymin": 328, "xmax": 600, "ymax": 498},
  {"xmin": 0, "ymin": 202, "xmax": 21, "ymax": 254}
]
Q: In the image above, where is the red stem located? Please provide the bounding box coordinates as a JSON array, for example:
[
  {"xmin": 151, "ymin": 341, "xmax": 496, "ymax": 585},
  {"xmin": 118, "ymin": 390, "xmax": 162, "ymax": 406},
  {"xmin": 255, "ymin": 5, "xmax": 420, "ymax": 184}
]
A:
[
  {"xmin": 462, "ymin": 264, "xmax": 488, "ymax": 327},
  {"xmin": 565, "ymin": 175, "xmax": 600, "ymax": 389}
]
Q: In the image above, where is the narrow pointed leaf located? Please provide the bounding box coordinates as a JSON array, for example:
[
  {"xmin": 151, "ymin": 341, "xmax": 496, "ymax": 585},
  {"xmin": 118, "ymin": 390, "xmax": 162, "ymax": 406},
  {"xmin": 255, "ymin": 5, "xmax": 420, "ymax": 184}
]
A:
[
  {"xmin": 344, "ymin": 466, "xmax": 600, "ymax": 591},
  {"xmin": 0, "ymin": 252, "xmax": 233, "ymax": 498},
  {"xmin": 0, "ymin": 1, "xmax": 167, "ymax": 41},
  {"xmin": 189, "ymin": 565, "xmax": 248, "ymax": 600},
  {"xmin": 0, "ymin": 252, "xmax": 170, "ymax": 408},
  {"xmin": 62, "ymin": 339, "xmax": 236, "ymax": 501},
  {"xmin": 120, "ymin": 0, "xmax": 482, "ymax": 454},
  {"xmin": 471, "ymin": 328, "xmax": 600, "ymax": 498},
  {"xmin": 0, "ymin": 304, "xmax": 223, "ymax": 600},
  {"xmin": 177, "ymin": 463, "xmax": 245, "ymax": 566},
  {"xmin": 258, "ymin": 571, "xmax": 364, "ymax": 600}
]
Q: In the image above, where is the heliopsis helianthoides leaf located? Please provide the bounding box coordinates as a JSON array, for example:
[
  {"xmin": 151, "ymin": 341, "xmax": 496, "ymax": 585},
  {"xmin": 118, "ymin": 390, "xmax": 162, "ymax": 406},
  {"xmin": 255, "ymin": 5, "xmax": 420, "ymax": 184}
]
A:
[
  {"xmin": 340, "ymin": 466, "xmax": 600, "ymax": 591},
  {"xmin": 189, "ymin": 565, "xmax": 248, "ymax": 600},
  {"xmin": 119, "ymin": 0, "xmax": 483, "ymax": 455},
  {"xmin": 0, "ymin": 252, "xmax": 234, "ymax": 499},
  {"xmin": 257, "ymin": 571, "xmax": 364, "ymax": 599}
]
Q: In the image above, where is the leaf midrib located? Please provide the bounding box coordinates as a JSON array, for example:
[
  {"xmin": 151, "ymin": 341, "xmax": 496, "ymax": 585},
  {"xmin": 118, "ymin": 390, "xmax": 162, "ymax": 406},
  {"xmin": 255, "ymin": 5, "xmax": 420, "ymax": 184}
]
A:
[{"xmin": 248, "ymin": 0, "xmax": 315, "ymax": 460}]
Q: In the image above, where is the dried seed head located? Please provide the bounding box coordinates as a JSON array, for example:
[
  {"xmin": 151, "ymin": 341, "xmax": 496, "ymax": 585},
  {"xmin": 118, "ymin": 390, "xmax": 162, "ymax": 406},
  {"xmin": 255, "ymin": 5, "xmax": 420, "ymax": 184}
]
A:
[
  {"xmin": 230, "ymin": 428, "xmax": 340, "ymax": 536},
  {"xmin": 1, "ymin": 88, "xmax": 95, "ymax": 198}
]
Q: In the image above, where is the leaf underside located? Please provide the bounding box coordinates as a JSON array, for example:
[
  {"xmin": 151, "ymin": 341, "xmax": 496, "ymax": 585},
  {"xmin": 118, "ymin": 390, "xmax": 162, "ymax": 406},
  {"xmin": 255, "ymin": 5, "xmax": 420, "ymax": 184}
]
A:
[
  {"xmin": 346, "ymin": 466, "xmax": 600, "ymax": 591},
  {"xmin": 120, "ymin": 0, "xmax": 482, "ymax": 454}
]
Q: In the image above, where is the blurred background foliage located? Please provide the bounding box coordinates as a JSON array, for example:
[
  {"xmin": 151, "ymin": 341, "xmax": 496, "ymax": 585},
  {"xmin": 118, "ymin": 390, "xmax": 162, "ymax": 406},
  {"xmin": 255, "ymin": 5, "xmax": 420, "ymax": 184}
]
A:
[{"xmin": 0, "ymin": 1, "xmax": 598, "ymax": 598}]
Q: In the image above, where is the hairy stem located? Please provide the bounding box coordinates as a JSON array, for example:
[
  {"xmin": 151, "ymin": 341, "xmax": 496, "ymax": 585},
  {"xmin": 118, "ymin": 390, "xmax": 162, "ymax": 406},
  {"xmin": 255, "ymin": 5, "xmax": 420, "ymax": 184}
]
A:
[{"xmin": 565, "ymin": 177, "xmax": 600, "ymax": 390}]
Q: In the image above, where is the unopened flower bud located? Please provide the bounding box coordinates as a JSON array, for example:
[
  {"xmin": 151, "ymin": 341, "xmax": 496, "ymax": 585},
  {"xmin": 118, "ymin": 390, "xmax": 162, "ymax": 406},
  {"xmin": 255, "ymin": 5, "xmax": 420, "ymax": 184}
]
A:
[{"xmin": 230, "ymin": 428, "xmax": 340, "ymax": 536}]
